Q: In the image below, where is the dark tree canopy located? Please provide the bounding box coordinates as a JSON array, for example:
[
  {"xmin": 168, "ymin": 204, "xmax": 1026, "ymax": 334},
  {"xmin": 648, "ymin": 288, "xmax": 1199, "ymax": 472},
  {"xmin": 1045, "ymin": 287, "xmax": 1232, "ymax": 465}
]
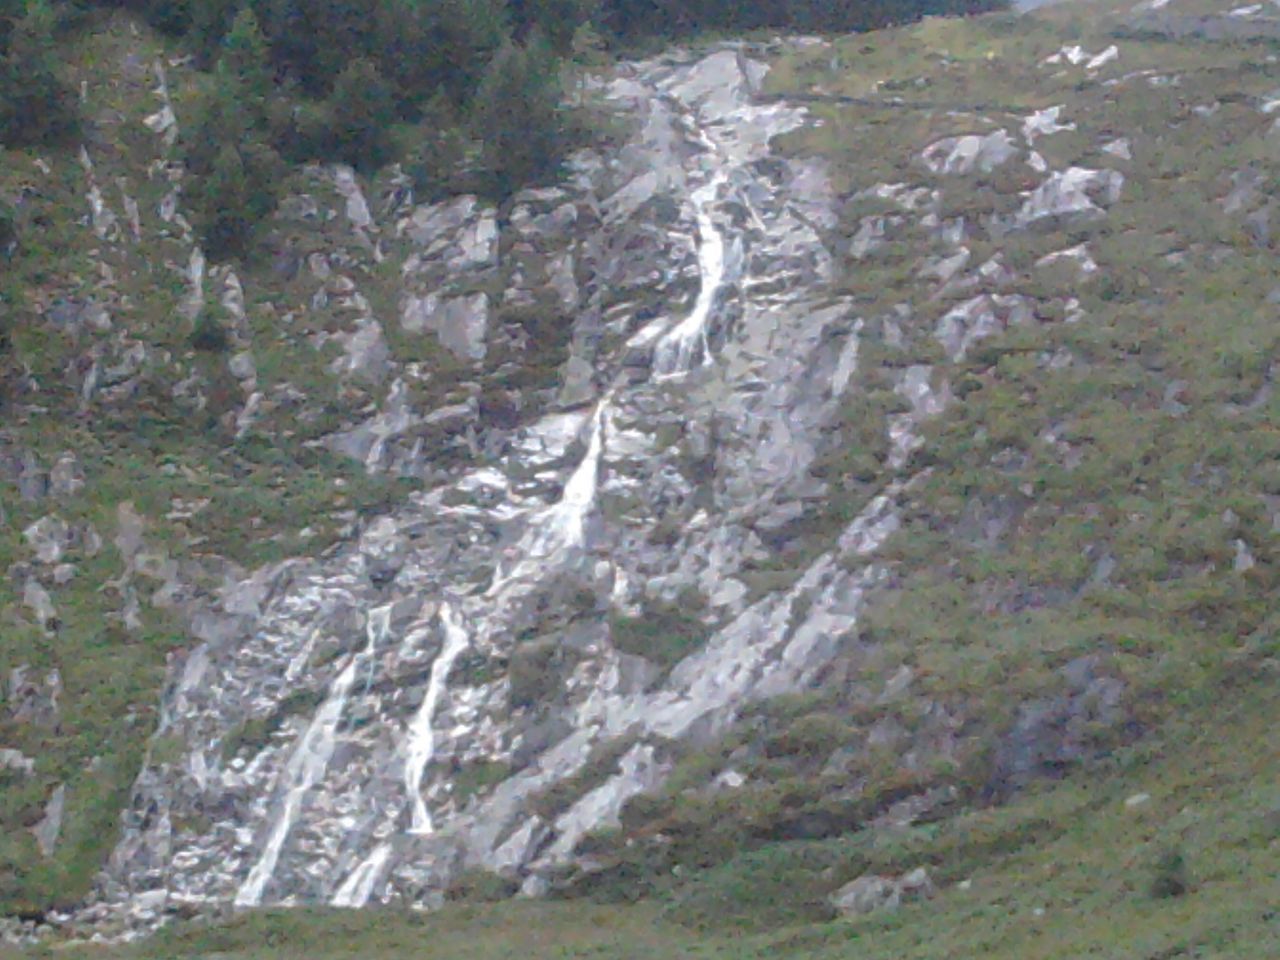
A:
[{"xmin": 17, "ymin": 0, "xmax": 1006, "ymax": 256}]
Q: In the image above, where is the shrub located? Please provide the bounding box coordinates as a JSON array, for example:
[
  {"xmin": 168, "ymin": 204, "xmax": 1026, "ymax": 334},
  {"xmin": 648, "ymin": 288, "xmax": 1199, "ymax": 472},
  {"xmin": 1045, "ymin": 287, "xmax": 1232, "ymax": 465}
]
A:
[{"xmin": 1149, "ymin": 846, "xmax": 1189, "ymax": 899}]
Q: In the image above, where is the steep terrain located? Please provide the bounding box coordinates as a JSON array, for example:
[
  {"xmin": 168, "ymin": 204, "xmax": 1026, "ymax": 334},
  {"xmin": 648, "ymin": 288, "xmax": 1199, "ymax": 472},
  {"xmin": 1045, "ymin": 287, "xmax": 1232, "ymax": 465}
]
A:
[{"xmin": 0, "ymin": 0, "xmax": 1278, "ymax": 953}]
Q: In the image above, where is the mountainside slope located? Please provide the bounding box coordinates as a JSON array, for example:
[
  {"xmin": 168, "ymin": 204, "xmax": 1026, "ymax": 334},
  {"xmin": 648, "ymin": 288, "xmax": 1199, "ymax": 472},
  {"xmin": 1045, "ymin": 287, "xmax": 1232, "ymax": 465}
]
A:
[
  {"xmin": 38, "ymin": 675, "xmax": 1280, "ymax": 958},
  {"xmin": 0, "ymin": 0, "xmax": 1277, "ymax": 950}
]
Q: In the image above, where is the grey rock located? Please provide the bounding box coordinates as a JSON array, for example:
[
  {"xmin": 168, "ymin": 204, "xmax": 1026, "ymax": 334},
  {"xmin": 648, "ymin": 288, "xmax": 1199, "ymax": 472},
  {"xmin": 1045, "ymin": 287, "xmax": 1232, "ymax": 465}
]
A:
[
  {"xmin": 115, "ymin": 502, "xmax": 147, "ymax": 571},
  {"xmin": 33, "ymin": 784, "xmax": 66, "ymax": 857},
  {"xmin": 402, "ymin": 292, "xmax": 489, "ymax": 361},
  {"xmin": 229, "ymin": 351, "xmax": 257, "ymax": 383},
  {"xmin": 49, "ymin": 452, "xmax": 85, "ymax": 499},
  {"xmin": 23, "ymin": 515, "xmax": 72, "ymax": 564},
  {"xmin": 0, "ymin": 748, "xmax": 35, "ymax": 777},
  {"xmin": 8, "ymin": 666, "xmax": 61, "ymax": 725},
  {"xmin": 18, "ymin": 451, "xmax": 47, "ymax": 501},
  {"xmin": 333, "ymin": 166, "xmax": 373, "ymax": 230},
  {"xmin": 920, "ymin": 129, "xmax": 1019, "ymax": 176},
  {"xmin": 401, "ymin": 195, "xmax": 478, "ymax": 248},
  {"xmin": 450, "ymin": 211, "xmax": 499, "ymax": 271},
  {"xmin": 1015, "ymin": 167, "xmax": 1123, "ymax": 228},
  {"xmin": 330, "ymin": 319, "xmax": 392, "ymax": 385},
  {"xmin": 830, "ymin": 867, "xmax": 935, "ymax": 917},
  {"xmin": 435, "ymin": 294, "xmax": 491, "ymax": 362}
]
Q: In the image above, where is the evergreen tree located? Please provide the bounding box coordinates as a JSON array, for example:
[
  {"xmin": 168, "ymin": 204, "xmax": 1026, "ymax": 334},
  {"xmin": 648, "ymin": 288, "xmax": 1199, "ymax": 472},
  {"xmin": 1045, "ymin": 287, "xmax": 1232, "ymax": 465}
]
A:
[
  {"xmin": 218, "ymin": 6, "xmax": 273, "ymax": 105},
  {"xmin": 567, "ymin": 20, "xmax": 607, "ymax": 105},
  {"xmin": 511, "ymin": 0, "xmax": 597, "ymax": 52},
  {"xmin": 472, "ymin": 36, "xmax": 566, "ymax": 196},
  {"xmin": 0, "ymin": 0, "xmax": 77, "ymax": 147},
  {"xmin": 188, "ymin": 0, "xmax": 241, "ymax": 66},
  {"xmin": 183, "ymin": 10, "xmax": 285, "ymax": 259},
  {"xmin": 327, "ymin": 57, "xmax": 397, "ymax": 172},
  {"xmin": 435, "ymin": 0, "xmax": 510, "ymax": 103}
]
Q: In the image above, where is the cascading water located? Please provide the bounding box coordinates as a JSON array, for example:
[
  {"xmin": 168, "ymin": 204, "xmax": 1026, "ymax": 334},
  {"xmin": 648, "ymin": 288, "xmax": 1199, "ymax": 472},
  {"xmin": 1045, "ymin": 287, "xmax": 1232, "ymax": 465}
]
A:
[
  {"xmin": 405, "ymin": 603, "xmax": 471, "ymax": 835},
  {"xmin": 97, "ymin": 47, "xmax": 892, "ymax": 926},
  {"xmin": 330, "ymin": 842, "xmax": 392, "ymax": 909},
  {"xmin": 234, "ymin": 604, "xmax": 393, "ymax": 907},
  {"xmin": 652, "ymin": 170, "xmax": 731, "ymax": 378}
]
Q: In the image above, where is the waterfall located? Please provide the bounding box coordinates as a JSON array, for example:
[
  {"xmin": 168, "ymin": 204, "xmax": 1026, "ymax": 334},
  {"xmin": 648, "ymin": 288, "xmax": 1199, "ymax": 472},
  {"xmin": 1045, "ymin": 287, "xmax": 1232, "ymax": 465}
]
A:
[
  {"xmin": 487, "ymin": 401, "xmax": 610, "ymax": 596},
  {"xmin": 330, "ymin": 842, "xmax": 392, "ymax": 909},
  {"xmin": 404, "ymin": 602, "xmax": 471, "ymax": 835},
  {"xmin": 233, "ymin": 605, "xmax": 392, "ymax": 907},
  {"xmin": 653, "ymin": 170, "xmax": 731, "ymax": 378}
]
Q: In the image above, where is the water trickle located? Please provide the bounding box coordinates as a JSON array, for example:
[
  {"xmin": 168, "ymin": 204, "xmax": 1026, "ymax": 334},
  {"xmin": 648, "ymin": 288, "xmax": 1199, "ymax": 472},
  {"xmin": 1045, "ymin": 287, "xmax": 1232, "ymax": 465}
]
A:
[
  {"xmin": 488, "ymin": 402, "xmax": 610, "ymax": 594},
  {"xmin": 653, "ymin": 170, "xmax": 731, "ymax": 378},
  {"xmin": 330, "ymin": 842, "xmax": 392, "ymax": 909},
  {"xmin": 233, "ymin": 605, "xmax": 392, "ymax": 907},
  {"xmin": 404, "ymin": 602, "xmax": 470, "ymax": 835}
]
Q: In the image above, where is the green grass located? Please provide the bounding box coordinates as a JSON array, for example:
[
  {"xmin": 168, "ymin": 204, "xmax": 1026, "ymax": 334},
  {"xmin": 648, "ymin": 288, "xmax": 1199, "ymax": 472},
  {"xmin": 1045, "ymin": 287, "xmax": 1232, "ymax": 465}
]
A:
[{"xmin": 10, "ymin": 667, "xmax": 1274, "ymax": 958}]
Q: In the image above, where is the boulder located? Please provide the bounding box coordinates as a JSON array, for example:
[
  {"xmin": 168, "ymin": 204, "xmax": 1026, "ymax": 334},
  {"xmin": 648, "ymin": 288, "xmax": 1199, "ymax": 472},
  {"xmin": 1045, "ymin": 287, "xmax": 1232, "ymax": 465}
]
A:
[
  {"xmin": 23, "ymin": 515, "xmax": 72, "ymax": 564},
  {"xmin": 830, "ymin": 867, "xmax": 936, "ymax": 917},
  {"xmin": 921, "ymin": 130, "xmax": 1019, "ymax": 176},
  {"xmin": 33, "ymin": 784, "xmax": 66, "ymax": 857},
  {"xmin": 330, "ymin": 319, "xmax": 392, "ymax": 385},
  {"xmin": 1015, "ymin": 167, "xmax": 1124, "ymax": 228},
  {"xmin": 0, "ymin": 748, "xmax": 35, "ymax": 777},
  {"xmin": 440, "ymin": 294, "xmax": 491, "ymax": 362},
  {"xmin": 49, "ymin": 452, "xmax": 85, "ymax": 499}
]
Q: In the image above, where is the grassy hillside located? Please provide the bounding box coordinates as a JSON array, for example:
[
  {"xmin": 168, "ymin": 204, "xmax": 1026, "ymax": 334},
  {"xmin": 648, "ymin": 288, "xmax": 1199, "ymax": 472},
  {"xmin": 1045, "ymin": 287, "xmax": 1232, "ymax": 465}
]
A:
[
  {"xmin": 12, "ymin": 670, "xmax": 1276, "ymax": 958},
  {"xmin": 2, "ymin": 0, "xmax": 1279, "ymax": 951},
  {"xmin": 0, "ymin": 13, "xmax": 419, "ymax": 914}
]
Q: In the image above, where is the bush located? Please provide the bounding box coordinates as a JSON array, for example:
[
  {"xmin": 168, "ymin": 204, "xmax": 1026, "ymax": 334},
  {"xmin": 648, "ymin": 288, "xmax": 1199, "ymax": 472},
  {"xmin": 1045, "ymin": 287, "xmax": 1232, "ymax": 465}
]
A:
[
  {"xmin": 444, "ymin": 868, "xmax": 519, "ymax": 902},
  {"xmin": 184, "ymin": 139, "xmax": 286, "ymax": 259},
  {"xmin": 609, "ymin": 599, "xmax": 709, "ymax": 671},
  {"xmin": 1149, "ymin": 846, "xmax": 1189, "ymax": 899},
  {"xmin": 0, "ymin": 202, "xmax": 15, "ymax": 256}
]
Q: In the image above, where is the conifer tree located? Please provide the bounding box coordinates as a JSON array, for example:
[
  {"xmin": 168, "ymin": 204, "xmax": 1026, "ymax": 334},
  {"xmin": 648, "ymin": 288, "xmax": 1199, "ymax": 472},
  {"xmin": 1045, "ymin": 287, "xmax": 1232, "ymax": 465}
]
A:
[
  {"xmin": 183, "ymin": 8, "xmax": 285, "ymax": 259},
  {"xmin": 472, "ymin": 35, "xmax": 566, "ymax": 196},
  {"xmin": 327, "ymin": 57, "xmax": 397, "ymax": 172},
  {"xmin": 219, "ymin": 6, "xmax": 273, "ymax": 106},
  {"xmin": 0, "ymin": 0, "xmax": 77, "ymax": 146}
]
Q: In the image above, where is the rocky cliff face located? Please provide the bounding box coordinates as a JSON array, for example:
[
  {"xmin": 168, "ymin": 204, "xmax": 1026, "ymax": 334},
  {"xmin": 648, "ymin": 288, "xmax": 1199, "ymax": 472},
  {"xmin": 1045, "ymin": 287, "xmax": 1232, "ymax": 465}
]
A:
[{"xmin": 82, "ymin": 46, "xmax": 887, "ymax": 924}]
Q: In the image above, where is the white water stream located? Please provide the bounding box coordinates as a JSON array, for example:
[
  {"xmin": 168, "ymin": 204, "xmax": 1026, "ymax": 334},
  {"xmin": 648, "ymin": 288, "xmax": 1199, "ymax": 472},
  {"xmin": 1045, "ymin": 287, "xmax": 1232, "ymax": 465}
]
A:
[
  {"xmin": 330, "ymin": 841, "xmax": 392, "ymax": 909},
  {"xmin": 404, "ymin": 602, "xmax": 471, "ymax": 835},
  {"xmin": 234, "ymin": 605, "xmax": 393, "ymax": 907},
  {"xmin": 209, "ymin": 52, "xmax": 755, "ymax": 915},
  {"xmin": 653, "ymin": 169, "xmax": 730, "ymax": 378}
]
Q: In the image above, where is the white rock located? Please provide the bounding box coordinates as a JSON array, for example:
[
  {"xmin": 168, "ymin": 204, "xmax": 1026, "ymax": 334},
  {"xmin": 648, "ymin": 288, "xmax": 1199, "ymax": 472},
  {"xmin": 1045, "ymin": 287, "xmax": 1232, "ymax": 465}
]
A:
[
  {"xmin": 1022, "ymin": 106, "xmax": 1077, "ymax": 144},
  {"xmin": 23, "ymin": 515, "xmax": 72, "ymax": 564},
  {"xmin": 1016, "ymin": 167, "xmax": 1124, "ymax": 227},
  {"xmin": 0, "ymin": 749, "xmax": 35, "ymax": 777},
  {"xmin": 1101, "ymin": 137, "xmax": 1133, "ymax": 160},
  {"xmin": 920, "ymin": 129, "xmax": 1019, "ymax": 175}
]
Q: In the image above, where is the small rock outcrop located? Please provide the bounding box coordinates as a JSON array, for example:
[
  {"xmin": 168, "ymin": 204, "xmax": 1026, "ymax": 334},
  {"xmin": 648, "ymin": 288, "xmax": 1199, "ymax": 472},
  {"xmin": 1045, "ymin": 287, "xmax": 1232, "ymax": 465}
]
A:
[{"xmin": 830, "ymin": 868, "xmax": 936, "ymax": 917}]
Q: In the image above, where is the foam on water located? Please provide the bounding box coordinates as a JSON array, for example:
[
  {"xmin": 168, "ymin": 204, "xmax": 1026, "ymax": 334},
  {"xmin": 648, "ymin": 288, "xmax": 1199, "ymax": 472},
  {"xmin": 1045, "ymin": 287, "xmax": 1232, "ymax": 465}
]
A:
[
  {"xmin": 234, "ymin": 605, "xmax": 393, "ymax": 906},
  {"xmin": 405, "ymin": 602, "xmax": 471, "ymax": 834}
]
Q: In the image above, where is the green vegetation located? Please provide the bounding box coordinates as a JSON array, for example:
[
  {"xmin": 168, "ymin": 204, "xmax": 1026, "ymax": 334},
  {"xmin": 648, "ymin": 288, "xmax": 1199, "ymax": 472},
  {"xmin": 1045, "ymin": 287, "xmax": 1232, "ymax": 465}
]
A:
[
  {"xmin": 609, "ymin": 594, "xmax": 709, "ymax": 672},
  {"xmin": 1, "ymin": 0, "xmax": 1003, "ymax": 258},
  {"xmin": 0, "ymin": 0, "xmax": 78, "ymax": 146},
  {"xmin": 12, "ymin": 673, "xmax": 1275, "ymax": 958}
]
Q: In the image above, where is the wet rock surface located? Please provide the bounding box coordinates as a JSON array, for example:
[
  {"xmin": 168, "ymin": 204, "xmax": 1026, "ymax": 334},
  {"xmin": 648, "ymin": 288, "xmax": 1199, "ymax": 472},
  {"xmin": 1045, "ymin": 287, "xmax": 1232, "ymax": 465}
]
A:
[{"xmin": 88, "ymin": 45, "xmax": 875, "ymax": 924}]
